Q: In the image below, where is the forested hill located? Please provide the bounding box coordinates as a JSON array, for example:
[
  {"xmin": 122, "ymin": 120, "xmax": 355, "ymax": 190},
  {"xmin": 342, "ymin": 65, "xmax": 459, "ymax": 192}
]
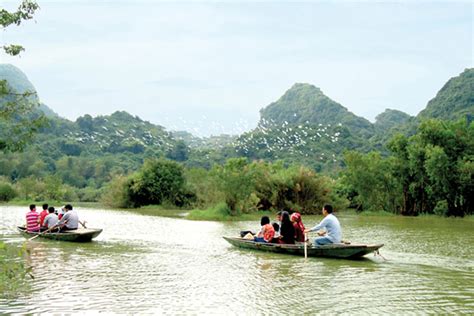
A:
[
  {"xmin": 230, "ymin": 84, "xmax": 379, "ymax": 172},
  {"xmin": 259, "ymin": 83, "xmax": 374, "ymax": 139},
  {"xmin": 0, "ymin": 64, "xmax": 59, "ymax": 118},
  {"xmin": 1, "ymin": 64, "xmax": 472, "ymax": 175},
  {"xmin": 417, "ymin": 68, "xmax": 474, "ymax": 121},
  {"xmin": 374, "ymin": 109, "xmax": 413, "ymax": 133},
  {"xmin": 0, "ymin": 64, "xmax": 37, "ymax": 96}
]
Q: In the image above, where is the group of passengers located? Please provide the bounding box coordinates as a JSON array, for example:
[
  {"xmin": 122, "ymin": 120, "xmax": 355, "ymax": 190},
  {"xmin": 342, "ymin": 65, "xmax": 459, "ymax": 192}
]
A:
[
  {"xmin": 25, "ymin": 203, "xmax": 82, "ymax": 233},
  {"xmin": 249, "ymin": 204, "xmax": 342, "ymax": 246}
]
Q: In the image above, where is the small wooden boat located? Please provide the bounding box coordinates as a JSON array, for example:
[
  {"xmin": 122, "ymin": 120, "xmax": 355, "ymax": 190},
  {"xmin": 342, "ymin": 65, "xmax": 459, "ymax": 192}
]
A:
[
  {"xmin": 18, "ymin": 226, "xmax": 102, "ymax": 242},
  {"xmin": 223, "ymin": 237, "xmax": 383, "ymax": 259}
]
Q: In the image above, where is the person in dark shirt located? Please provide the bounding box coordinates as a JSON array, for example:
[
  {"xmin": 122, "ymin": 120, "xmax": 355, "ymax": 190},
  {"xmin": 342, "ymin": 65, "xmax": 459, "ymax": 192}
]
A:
[{"xmin": 278, "ymin": 211, "xmax": 295, "ymax": 244}]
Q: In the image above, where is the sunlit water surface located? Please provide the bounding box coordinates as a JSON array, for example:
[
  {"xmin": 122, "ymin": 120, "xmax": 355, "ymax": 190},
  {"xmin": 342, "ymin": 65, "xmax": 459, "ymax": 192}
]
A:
[{"xmin": 1, "ymin": 206, "xmax": 473, "ymax": 314}]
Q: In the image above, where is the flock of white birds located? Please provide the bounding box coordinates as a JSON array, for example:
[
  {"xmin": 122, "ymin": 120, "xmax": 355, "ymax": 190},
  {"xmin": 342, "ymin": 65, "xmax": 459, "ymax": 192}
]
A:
[{"xmin": 64, "ymin": 113, "xmax": 345, "ymax": 164}]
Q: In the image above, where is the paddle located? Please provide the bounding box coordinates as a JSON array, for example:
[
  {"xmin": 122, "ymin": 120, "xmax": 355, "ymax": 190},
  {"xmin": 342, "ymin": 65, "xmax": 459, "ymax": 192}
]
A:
[
  {"xmin": 304, "ymin": 233, "xmax": 308, "ymax": 259},
  {"xmin": 79, "ymin": 220, "xmax": 87, "ymax": 228},
  {"xmin": 27, "ymin": 226, "xmax": 56, "ymax": 241}
]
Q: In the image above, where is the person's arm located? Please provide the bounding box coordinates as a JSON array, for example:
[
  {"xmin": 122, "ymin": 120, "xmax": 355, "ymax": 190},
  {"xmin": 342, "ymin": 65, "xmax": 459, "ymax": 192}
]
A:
[
  {"xmin": 305, "ymin": 217, "xmax": 328, "ymax": 233},
  {"xmin": 58, "ymin": 212, "xmax": 69, "ymax": 226}
]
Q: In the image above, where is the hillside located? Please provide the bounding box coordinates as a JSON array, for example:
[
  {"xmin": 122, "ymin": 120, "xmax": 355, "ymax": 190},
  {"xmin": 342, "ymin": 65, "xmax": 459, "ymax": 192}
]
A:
[
  {"xmin": 0, "ymin": 64, "xmax": 37, "ymax": 94},
  {"xmin": 417, "ymin": 68, "xmax": 473, "ymax": 121},
  {"xmin": 227, "ymin": 84, "xmax": 379, "ymax": 172},
  {"xmin": 259, "ymin": 83, "xmax": 374, "ymax": 139},
  {"xmin": 374, "ymin": 109, "xmax": 413, "ymax": 133}
]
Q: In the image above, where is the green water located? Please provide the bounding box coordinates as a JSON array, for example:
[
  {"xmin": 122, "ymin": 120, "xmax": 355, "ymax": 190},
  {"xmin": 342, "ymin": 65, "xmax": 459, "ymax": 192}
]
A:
[{"xmin": 1, "ymin": 206, "xmax": 473, "ymax": 314}]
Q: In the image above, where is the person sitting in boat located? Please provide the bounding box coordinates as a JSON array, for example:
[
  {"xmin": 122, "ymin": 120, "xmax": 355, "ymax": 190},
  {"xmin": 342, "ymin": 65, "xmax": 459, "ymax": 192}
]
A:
[
  {"xmin": 25, "ymin": 204, "xmax": 40, "ymax": 233},
  {"xmin": 271, "ymin": 222, "xmax": 280, "ymax": 243},
  {"xmin": 275, "ymin": 211, "xmax": 282, "ymax": 226},
  {"xmin": 39, "ymin": 203, "xmax": 49, "ymax": 230},
  {"xmin": 278, "ymin": 211, "xmax": 295, "ymax": 244},
  {"xmin": 290, "ymin": 212, "xmax": 306, "ymax": 242},
  {"xmin": 254, "ymin": 216, "xmax": 275, "ymax": 243},
  {"xmin": 304, "ymin": 204, "xmax": 341, "ymax": 245},
  {"xmin": 43, "ymin": 207, "xmax": 59, "ymax": 230},
  {"xmin": 58, "ymin": 206, "xmax": 66, "ymax": 220},
  {"xmin": 56, "ymin": 204, "xmax": 79, "ymax": 232}
]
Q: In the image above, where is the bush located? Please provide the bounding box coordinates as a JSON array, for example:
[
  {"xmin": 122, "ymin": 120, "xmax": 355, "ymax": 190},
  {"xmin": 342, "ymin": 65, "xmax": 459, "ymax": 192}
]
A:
[
  {"xmin": 0, "ymin": 182, "xmax": 16, "ymax": 201},
  {"xmin": 101, "ymin": 175, "xmax": 131, "ymax": 208},
  {"xmin": 433, "ymin": 200, "xmax": 449, "ymax": 216}
]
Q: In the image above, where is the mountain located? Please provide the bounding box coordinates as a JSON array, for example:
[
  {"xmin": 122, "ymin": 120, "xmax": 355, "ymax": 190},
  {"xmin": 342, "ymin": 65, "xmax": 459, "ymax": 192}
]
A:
[
  {"xmin": 172, "ymin": 131, "xmax": 237, "ymax": 150},
  {"xmin": 417, "ymin": 68, "xmax": 473, "ymax": 121},
  {"xmin": 374, "ymin": 109, "xmax": 413, "ymax": 133},
  {"xmin": 33, "ymin": 111, "xmax": 178, "ymax": 158},
  {"xmin": 0, "ymin": 63, "xmax": 59, "ymax": 118},
  {"xmin": 0, "ymin": 64, "xmax": 36, "ymax": 94},
  {"xmin": 259, "ymin": 83, "xmax": 374, "ymax": 139},
  {"xmin": 228, "ymin": 84, "xmax": 378, "ymax": 172}
]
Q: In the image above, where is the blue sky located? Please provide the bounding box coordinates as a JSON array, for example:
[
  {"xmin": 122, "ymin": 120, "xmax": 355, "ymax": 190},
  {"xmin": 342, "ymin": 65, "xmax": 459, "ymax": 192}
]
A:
[{"xmin": 2, "ymin": 0, "xmax": 472, "ymax": 136}]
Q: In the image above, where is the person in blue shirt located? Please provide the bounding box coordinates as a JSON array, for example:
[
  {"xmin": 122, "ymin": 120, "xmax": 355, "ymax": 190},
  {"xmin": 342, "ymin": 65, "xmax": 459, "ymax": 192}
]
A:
[{"xmin": 304, "ymin": 204, "xmax": 342, "ymax": 245}]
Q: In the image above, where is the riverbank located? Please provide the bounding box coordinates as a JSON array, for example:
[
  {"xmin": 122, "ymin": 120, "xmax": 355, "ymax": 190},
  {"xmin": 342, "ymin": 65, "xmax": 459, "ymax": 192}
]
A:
[{"xmin": 3, "ymin": 201, "xmax": 472, "ymax": 222}]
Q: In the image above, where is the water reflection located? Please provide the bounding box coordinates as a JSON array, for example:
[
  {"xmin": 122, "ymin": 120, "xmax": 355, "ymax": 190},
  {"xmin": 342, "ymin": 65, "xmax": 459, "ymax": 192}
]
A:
[{"xmin": 1, "ymin": 206, "xmax": 473, "ymax": 314}]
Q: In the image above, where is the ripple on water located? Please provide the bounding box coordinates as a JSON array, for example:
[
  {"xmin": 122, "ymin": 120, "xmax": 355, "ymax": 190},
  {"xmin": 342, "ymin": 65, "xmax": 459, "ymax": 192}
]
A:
[{"xmin": 1, "ymin": 207, "xmax": 473, "ymax": 314}]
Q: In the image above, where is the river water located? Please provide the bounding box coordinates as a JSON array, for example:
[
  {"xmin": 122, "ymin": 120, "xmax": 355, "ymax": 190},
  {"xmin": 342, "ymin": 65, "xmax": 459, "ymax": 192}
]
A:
[{"xmin": 1, "ymin": 206, "xmax": 473, "ymax": 314}]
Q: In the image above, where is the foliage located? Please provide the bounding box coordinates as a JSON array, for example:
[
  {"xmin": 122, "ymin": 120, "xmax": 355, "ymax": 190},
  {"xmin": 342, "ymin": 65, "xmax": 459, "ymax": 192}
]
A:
[
  {"xmin": 342, "ymin": 118, "xmax": 473, "ymax": 217},
  {"xmin": 417, "ymin": 68, "xmax": 474, "ymax": 121},
  {"xmin": 340, "ymin": 151, "xmax": 401, "ymax": 212},
  {"xmin": 0, "ymin": 241, "xmax": 32, "ymax": 299},
  {"xmin": 211, "ymin": 158, "xmax": 256, "ymax": 215},
  {"xmin": 0, "ymin": 0, "xmax": 40, "ymax": 56},
  {"xmin": 0, "ymin": 181, "xmax": 16, "ymax": 201},
  {"xmin": 122, "ymin": 159, "xmax": 194, "ymax": 208},
  {"xmin": 101, "ymin": 175, "xmax": 131, "ymax": 208},
  {"xmin": 0, "ymin": 72, "xmax": 48, "ymax": 152}
]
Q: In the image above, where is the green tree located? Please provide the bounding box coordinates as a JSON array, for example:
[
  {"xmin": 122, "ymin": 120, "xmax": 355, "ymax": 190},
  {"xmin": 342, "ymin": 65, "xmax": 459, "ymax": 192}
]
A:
[
  {"xmin": 1, "ymin": 1, "xmax": 46, "ymax": 152},
  {"xmin": 127, "ymin": 159, "xmax": 191, "ymax": 207},
  {"xmin": 212, "ymin": 158, "xmax": 256, "ymax": 215},
  {"xmin": 341, "ymin": 151, "xmax": 401, "ymax": 212}
]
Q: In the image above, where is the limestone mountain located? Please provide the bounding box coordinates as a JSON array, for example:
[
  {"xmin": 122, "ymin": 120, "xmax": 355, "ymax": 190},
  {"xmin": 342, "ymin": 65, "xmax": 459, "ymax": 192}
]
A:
[
  {"xmin": 374, "ymin": 109, "xmax": 413, "ymax": 133},
  {"xmin": 259, "ymin": 83, "xmax": 374, "ymax": 139},
  {"xmin": 0, "ymin": 63, "xmax": 58, "ymax": 118},
  {"xmin": 417, "ymin": 68, "xmax": 473, "ymax": 121}
]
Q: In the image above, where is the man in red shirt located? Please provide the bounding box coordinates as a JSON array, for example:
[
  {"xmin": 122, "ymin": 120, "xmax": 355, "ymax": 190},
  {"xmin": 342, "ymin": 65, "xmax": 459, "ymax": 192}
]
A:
[
  {"xmin": 26, "ymin": 204, "xmax": 40, "ymax": 233},
  {"xmin": 39, "ymin": 203, "xmax": 49, "ymax": 230}
]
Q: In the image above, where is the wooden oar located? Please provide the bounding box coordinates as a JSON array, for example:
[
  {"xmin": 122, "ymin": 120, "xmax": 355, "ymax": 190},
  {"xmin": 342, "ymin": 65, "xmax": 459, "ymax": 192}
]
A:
[
  {"xmin": 28, "ymin": 226, "xmax": 56, "ymax": 241},
  {"xmin": 304, "ymin": 233, "xmax": 308, "ymax": 259}
]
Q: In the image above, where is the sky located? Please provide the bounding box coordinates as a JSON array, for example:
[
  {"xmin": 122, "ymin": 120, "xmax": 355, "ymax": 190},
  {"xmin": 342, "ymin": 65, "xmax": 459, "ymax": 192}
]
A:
[{"xmin": 1, "ymin": 0, "xmax": 472, "ymax": 137}]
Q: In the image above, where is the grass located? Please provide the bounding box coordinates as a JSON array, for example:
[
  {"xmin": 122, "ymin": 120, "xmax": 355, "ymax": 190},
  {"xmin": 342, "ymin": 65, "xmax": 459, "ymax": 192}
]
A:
[
  {"xmin": 186, "ymin": 203, "xmax": 272, "ymax": 221},
  {"xmin": 126, "ymin": 205, "xmax": 188, "ymax": 219},
  {"xmin": 341, "ymin": 209, "xmax": 396, "ymax": 217}
]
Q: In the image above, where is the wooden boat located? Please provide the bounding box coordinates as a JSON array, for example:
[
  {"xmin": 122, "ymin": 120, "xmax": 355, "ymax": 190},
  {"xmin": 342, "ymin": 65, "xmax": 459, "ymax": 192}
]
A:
[
  {"xmin": 18, "ymin": 226, "xmax": 102, "ymax": 242},
  {"xmin": 223, "ymin": 237, "xmax": 383, "ymax": 259}
]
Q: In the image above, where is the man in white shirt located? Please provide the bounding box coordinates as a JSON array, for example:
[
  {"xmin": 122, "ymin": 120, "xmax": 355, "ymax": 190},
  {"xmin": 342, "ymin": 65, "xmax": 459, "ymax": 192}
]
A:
[
  {"xmin": 57, "ymin": 204, "xmax": 79, "ymax": 232},
  {"xmin": 304, "ymin": 204, "xmax": 342, "ymax": 245}
]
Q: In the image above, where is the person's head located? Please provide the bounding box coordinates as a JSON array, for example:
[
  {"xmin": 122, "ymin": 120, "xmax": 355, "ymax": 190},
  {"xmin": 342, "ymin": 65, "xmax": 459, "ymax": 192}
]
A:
[
  {"xmin": 272, "ymin": 222, "xmax": 280, "ymax": 232},
  {"xmin": 48, "ymin": 206, "xmax": 55, "ymax": 213},
  {"xmin": 281, "ymin": 211, "xmax": 291, "ymax": 224},
  {"xmin": 276, "ymin": 211, "xmax": 282, "ymax": 222},
  {"xmin": 290, "ymin": 212, "xmax": 301, "ymax": 223},
  {"xmin": 260, "ymin": 216, "xmax": 270, "ymax": 226},
  {"xmin": 323, "ymin": 204, "xmax": 333, "ymax": 216},
  {"xmin": 29, "ymin": 204, "xmax": 36, "ymax": 211},
  {"xmin": 42, "ymin": 203, "xmax": 48, "ymax": 210},
  {"xmin": 64, "ymin": 204, "xmax": 73, "ymax": 211}
]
